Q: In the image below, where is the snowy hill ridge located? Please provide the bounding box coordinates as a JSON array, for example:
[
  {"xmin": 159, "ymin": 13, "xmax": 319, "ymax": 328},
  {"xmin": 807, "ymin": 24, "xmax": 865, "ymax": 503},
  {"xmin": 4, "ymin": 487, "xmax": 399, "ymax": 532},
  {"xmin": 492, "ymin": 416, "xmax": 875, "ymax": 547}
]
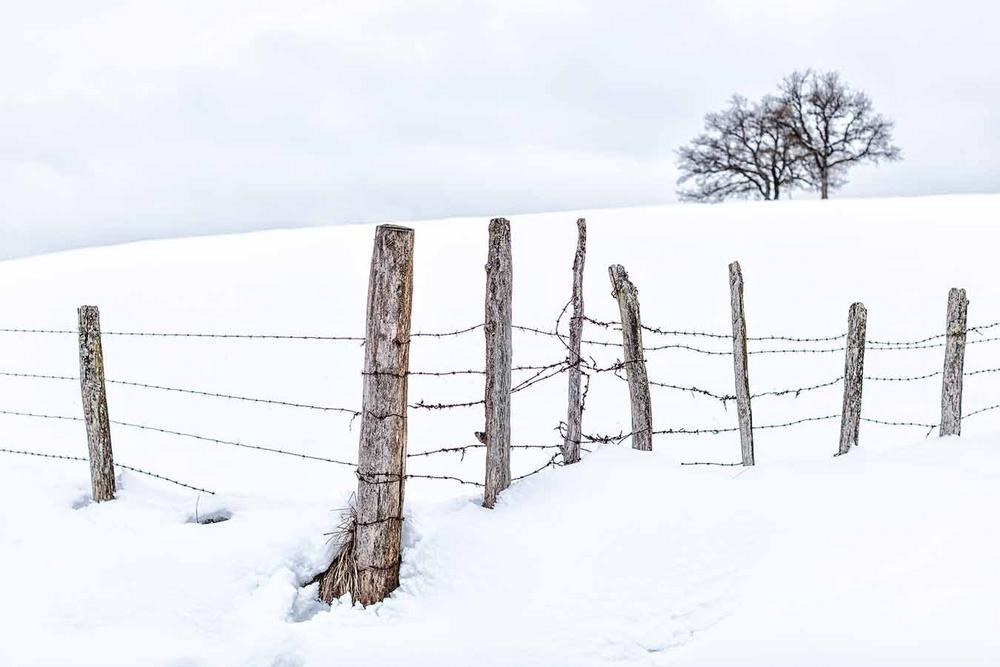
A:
[{"xmin": 1, "ymin": 194, "xmax": 999, "ymax": 666}]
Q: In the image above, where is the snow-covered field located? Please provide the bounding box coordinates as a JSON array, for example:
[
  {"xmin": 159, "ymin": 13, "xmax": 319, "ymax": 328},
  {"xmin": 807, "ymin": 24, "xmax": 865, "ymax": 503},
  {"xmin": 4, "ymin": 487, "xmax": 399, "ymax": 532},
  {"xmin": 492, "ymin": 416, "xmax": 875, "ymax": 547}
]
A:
[{"xmin": 1, "ymin": 194, "xmax": 999, "ymax": 666}]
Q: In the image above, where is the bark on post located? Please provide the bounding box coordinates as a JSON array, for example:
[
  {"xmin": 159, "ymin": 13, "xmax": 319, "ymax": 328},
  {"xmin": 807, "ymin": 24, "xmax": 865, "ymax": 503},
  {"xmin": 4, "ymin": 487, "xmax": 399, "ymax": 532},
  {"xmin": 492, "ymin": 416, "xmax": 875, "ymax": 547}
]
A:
[
  {"xmin": 562, "ymin": 218, "xmax": 587, "ymax": 464},
  {"xmin": 728, "ymin": 262, "xmax": 754, "ymax": 466},
  {"xmin": 940, "ymin": 288, "xmax": 969, "ymax": 437},
  {"xmin": 608, "ymin": 265, "xmax": 652, "ymax": 451},
  {"xmin": 483, "ymin": 218, "xmax": 512, "ymax": 508},
  {"xmin": 838, "ymin": 302, "xmax": 867, "ymax": 455},
  {"xmin": 320, "ymin": 224, "xmax": 414, "ymax": 606},
  {"xmin": 78, "ymin": 305, "xmax": 116, "ymax": 502}
]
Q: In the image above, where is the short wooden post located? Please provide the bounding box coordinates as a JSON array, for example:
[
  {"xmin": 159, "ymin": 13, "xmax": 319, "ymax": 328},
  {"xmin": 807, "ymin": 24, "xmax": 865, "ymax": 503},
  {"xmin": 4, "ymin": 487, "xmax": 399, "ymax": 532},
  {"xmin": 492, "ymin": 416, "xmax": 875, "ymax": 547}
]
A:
[
  {"xmin": 483, "ymin": 218, "xmax": 512, "ymax": 508},
  {"xmin": 728, "ymin": 262, "xmax": 754, "ymax": 466},
  {"xmin": 563, "ymin": 218, "xmax": 587, "ymax": 464},
  {"xmin": 78, "ymin": 305, "xmax": 116, "ymax": 502},
  {"xmin": 940, "ymin": 287, "xmax": 969, "ymax": 436},
  {"xmin": 608, "ymin": 264, "xmax": 652, "ymax": 451},
  {"xmin": 838, "ymin": 302, "xmax": 867, "ymax": 455},
  {"xmin": 320, "ymin": 224, "xmax": 414, "ymax": 606}
]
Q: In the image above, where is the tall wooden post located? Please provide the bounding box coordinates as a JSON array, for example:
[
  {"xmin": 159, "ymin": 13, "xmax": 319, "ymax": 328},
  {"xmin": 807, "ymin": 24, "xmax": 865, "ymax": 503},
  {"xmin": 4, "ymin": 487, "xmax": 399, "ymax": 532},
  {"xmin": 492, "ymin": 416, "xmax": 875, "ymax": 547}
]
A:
[
  {"xmin": 320, "ymin": 224, "xmax": 414, "ymax": 606},
  {"xmin": 940, "ymin": 288, "xmax": 969, "ymax": 436},
  {"xmin": 838, "ymin": 302, "xmax": 867, "ymax": 455},
  {"xmin": 608, "ymin": 264, "xmax": 652, "ymax": 451},
  {"xmin": 483, "ymin": 218, "xmax": 512, "ymax": 508},
  {"xmin": 78, "ymin": 305, "xmax": 115, "ymax": 502},
  {"xmin": 563, "ymin": 218, "xmax": 587, "ymax": 464},
  {"xmin": 728, "ymin": 262, "xmax": 754, "ymax": 466}
]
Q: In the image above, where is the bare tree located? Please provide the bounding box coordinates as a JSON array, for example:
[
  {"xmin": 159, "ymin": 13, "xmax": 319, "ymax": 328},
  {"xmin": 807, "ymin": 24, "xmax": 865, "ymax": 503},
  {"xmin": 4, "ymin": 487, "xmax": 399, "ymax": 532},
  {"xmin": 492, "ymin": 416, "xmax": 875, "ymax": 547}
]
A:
[
  {"xmin": 677, "ymin": 95, "xmax": 802, "ymax": 202},
  {"xmin": 778, "ymin": 70, "xmax": 901, "ymax": 199}
]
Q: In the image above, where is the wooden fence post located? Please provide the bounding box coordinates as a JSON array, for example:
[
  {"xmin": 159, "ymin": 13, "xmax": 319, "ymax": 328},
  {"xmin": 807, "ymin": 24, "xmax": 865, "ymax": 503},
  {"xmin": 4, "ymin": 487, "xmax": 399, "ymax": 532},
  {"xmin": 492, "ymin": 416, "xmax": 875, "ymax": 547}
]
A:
[
  {"xmin": 608, "ymin": 265, "xmax": 652, "ymax": 451},
  {"xmin": 940, "ymin": 287, "xmax": 969, "ymax": 436},
  {"xmin": 838, "ymin": 302, "xmax": 867, "ymax": 455},
  {"xmin": 320, "ymin": 224, "xmax": 414, "ymax": 606},
  {"xmin": 483, "ymin": 218, "xmax": 512, "ymax": 508},
  {"xmin": 563, "ymin": 218, "xmax": 587, "ymax": 464},
  {"xmin": 728, "ymin": 262, "xmax": 754, "ymax": 466},
  {"xmin": 78, "ymin": 305, "xmax": 115, "ymax": 502}
]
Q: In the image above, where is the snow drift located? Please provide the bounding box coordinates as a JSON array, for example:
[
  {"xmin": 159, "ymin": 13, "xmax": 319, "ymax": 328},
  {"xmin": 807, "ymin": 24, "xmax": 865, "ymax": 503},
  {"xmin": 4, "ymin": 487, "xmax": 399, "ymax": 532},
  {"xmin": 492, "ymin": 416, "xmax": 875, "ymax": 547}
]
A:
[{"xmin": 1, "ymin": 194, "xmax": 999, "ymax": 666}]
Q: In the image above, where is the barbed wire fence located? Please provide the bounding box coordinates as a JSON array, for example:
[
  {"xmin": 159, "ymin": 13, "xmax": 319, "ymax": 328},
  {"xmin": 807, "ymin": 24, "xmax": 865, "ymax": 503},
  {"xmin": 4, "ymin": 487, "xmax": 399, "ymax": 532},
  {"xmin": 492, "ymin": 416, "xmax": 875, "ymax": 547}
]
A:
[{"xmin": 1, "ymin": 219, "xmax": 999, "ymax": 509}]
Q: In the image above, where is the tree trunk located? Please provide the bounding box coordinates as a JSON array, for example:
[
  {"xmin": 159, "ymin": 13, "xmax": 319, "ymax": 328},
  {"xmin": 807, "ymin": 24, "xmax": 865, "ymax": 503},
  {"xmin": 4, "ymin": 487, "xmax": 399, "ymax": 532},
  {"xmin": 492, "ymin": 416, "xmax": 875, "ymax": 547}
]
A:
[{"xmin": 820, "ymin": 169, "xmax": 829, "ymax": 199}]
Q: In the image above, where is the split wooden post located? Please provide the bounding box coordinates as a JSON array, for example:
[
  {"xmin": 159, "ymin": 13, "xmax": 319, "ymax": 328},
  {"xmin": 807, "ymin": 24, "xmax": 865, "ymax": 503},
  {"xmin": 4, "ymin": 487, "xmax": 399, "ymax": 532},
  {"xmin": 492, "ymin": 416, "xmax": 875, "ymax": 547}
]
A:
[
  {"xmin": 728, "ymin": 262, "xmax": 754, "ymax": 466},
  {"xmin": 562, "ymin": 218, "xmax": 587, "ymax": 464},
  {"xmin": 320, "ymin": 224, "xmax": 414, "ymax": 606},
  {"xmin": 838, "ymin": 302, "xmax": 867, "ymax": 455},
  {"xmin": 483, "ymin": 218, "xmax": 512, "ymax": 508},
  {"xmin": 940, "ymin": 288, "xmax": 969, "ymax": 437},
  {"xmin": 78, "ymin": 306, "xmax": 116, "ymax": 502},
  {"xmin": 608, "ymin": 265, "xmax": 652, "ymax": 451}
]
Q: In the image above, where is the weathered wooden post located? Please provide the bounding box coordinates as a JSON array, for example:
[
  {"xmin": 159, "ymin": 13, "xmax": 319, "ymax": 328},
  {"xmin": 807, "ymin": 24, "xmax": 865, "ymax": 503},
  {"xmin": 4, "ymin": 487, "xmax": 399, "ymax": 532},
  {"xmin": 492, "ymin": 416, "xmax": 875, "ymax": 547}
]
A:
[
  {"xmin": 563, "ymin": 218, "xmax": 587, "ymax": 464},
  {"xmin": 940, "ymin": 288, "xmax": 969, "ymax": 436},
  {"xmin": 483, "ymin": 218, "xmax": 512, "ymax": 508},
  {"xmin": 838, "ymin": 302, "xmax": 867, "ymax": 455},
  {"xmin": 608, "ymin": 264, "xmax": 652, "ymax": 451},
  {"xmin": 319, "ymin": 224, "xmax": 414, "ymax": 606},
  {"xmin": 78, "ymin": 305, "xmax": 115, "ymax": 502},
  {"xmin": 728, "ymin": 262, "xmax": 754, "ymax": 466}
]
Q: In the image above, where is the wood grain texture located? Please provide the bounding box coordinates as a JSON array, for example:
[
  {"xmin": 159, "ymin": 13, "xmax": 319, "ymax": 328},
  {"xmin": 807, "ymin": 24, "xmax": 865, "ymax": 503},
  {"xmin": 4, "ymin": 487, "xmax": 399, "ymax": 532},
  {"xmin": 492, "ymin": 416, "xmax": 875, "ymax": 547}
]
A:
[
  {"xmin": 78, "ymin": 305, "xmax": 116, "ymax": 502},
  {"xmin": 608, "ymin": 264, "xmax": 652, "ymax": 451},
  {"xmin": 838, "ymin": 302, "xmax": 867, "ymax": 455},
  {"xmin": 562, "ymin": 218, "xmax": 587, "ymax": 465},
  {"xmin": 940, "ymin": 287, "xmax": 969, "ymax": 437},
  {"xmin": 483, "ymin": 218, "xmax": 512, "ymax": 508},
  {"xmin": 728, "ymin": 262, "xmax": 755, "ymax": 466},
  {"xmin": 324, "ymin": 224, "xmax": 414, "ymax": 606}
]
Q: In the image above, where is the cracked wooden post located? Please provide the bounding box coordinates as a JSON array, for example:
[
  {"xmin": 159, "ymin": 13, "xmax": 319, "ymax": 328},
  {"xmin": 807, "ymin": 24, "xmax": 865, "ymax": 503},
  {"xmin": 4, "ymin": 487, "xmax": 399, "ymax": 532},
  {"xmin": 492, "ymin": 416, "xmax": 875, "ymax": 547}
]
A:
[
  {"xmin": 320, "ymin": 224, "xmax": 414, "ymax": 606},
  {"xmin": 563, "ymin": 218, "xmax": 587, "ymax": 464},
  {"xmin": 608, "ymin": 265, "xmax": 652, "ymax": 451},
  {"xmin": 78, "ymin": 305, "xmax": 116, "ymax": 502},
  {"xmin": 838, "ymin": 302, "xmax": 867, "ymax": 455},
  {"xmin": 940, "ymin": 288, "xmax": 969, "ymax": 437},
  {"xmin": 728, "ymin": 262, "xmax": 754, "ymax": 466},
  {"xmin": 483, "ymin": 218, "xmax": 512, "ymax": 508}
]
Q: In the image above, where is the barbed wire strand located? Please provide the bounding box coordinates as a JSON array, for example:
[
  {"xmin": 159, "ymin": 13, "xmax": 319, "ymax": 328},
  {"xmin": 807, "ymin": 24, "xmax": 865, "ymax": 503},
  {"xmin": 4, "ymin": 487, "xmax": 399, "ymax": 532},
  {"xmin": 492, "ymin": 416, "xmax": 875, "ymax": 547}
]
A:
[{"xmin": 0, "ymin": 446, "xmax": 215, "ymax": 494}]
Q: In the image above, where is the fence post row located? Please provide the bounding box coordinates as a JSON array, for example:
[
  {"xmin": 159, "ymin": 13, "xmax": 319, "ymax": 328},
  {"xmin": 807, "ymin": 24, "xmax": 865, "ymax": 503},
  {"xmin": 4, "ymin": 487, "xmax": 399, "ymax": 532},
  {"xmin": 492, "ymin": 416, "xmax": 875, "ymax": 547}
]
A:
[
  {"xmin": 608, "ymin": 264, "xmax": 652, "ymax": 451},
  {"xmin": 940, "ymin": 287, "xmax": 969, "ymax": 436},
  {"xmin": 563, "ymin": 218, "xmax": 587, "ymax": 465},
  {"xmin": 838, "ymin": 302, "xmax": 867, "ymax": 455},
  {"xmin": 320, "ymin": 224, "xmax": 414, "ymax": 606},
  {"xmin": 483, "ymin": 218, "xmax": 513, "ymax": 508},
  {"xmin": 78, "ymin": 305, "xmax": 116, "ymax": 502},
  {"xmin": 728, "ymin": 262, "xmax": 754, "ymax": 466}
]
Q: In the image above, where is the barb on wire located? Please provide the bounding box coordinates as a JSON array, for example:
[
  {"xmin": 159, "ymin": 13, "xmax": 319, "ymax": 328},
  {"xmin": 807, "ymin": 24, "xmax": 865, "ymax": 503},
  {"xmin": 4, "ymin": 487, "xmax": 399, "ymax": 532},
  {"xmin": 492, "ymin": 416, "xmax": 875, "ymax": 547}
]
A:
[
  {"xmin": 860, "ymin": 416, "xmax": 938, "ymax": 436},
  {"xmin": 0, "ymin": 327, "xmax": 75, "ymax": 335},
  {"xmin": 0, "ymin": 446, "xmax": 215, "ymax": 494},
  {"xmin": 750, "ymin": 377, "xmax": 842, "ymax": 399},
  {"xmin": 865, "ymin": 370, "xmax": 941, "ymax": 382},
  {"xmin": 964, "ymin": 403, "xmax": 1000, "ymax": 420},
  {"xmin": 0, "ymin": 408, "xmax": 82, "ymax": 423},
  {"xmin": 107, "ymin": 378, "xmax": 361, "ymax": 415},
  {"xmin": 680, "ymin": 461, "xmax": 743, "ymax": 466},
  {"xmin": 867, "ymin": 321, "xmax": 1000, "ymax": 348},
  {"xmin": 410, "ymin": 323, "xmax": 484, "ymax": 339},
  {"xmin": 107, "ymin": 419, "xmax": 358, "ymax": 466}
]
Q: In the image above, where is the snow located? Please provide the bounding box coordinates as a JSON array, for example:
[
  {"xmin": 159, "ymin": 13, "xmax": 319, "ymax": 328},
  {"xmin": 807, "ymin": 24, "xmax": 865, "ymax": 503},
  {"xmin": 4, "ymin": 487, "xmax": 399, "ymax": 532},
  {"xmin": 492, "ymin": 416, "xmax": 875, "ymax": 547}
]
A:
[{"xmin": 1, "ymin": 194, "xmax": 999, "ymax": 665}]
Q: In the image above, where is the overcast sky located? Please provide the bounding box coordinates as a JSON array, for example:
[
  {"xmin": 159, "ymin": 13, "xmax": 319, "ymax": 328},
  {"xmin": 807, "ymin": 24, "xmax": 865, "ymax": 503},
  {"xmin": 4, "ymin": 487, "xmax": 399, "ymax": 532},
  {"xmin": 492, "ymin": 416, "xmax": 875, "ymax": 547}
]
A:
[{"xmin": 2, "ymin": 0, "xmax": 998, "ymax": 258}]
